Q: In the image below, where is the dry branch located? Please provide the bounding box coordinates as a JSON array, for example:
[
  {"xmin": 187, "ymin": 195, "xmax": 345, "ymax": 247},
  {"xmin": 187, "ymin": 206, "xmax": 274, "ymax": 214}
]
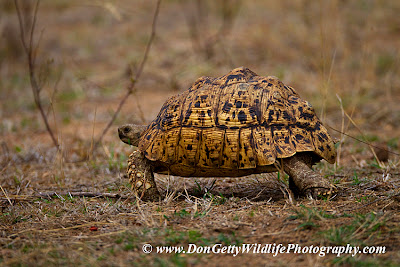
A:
[
  {"xmin": 37, "ymin": 191, "xmax": 132, "ymax": 199},
  {"xmin": 94, "ymin": 0, "xmax": 162, "ymax": 150},
  {"xmin": 0, "ymin": 192, "xmax": 135, "ymax": 203},
  {"xmin": 327, "ymin": 126, "xmax": 400, "ymax": 157},
  {"xmin": 14, "ymin": 0, "xmax": 60, "ymax": 150}
]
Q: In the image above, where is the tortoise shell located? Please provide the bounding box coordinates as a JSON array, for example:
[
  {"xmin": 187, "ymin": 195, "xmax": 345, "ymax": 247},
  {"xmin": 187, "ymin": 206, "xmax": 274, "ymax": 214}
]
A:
[{"xmin": 138, "ymin": 67, "xmax": 336, "ymax": 177}]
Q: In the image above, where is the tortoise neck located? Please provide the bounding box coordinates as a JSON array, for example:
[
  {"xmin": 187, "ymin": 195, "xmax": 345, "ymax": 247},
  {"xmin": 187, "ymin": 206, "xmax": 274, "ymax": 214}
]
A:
[{"xmin": 136, "ymin": 125, "xmax": 148, "ymax": 136}]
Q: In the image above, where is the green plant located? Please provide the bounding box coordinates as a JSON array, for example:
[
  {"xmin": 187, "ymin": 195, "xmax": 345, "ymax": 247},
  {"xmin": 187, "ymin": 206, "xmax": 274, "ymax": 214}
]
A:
[
  {"xmin": 351, "ymin": 171, "xmax": 362, "ymax": 185},
  {"xmin": 289, "ymin": 205, "xmax": 336, "ymax": 230},
  {"xmin": 107, "ymin": 148, "xmax": 127, "ymax": 172},
  {"xmin": 277, "ymin": 171, "xmax": 289, "ymax": 184},
  {"xmin": 204, "ymin": 192, "xmax": 227, "ymax": 205},
  {"xmin": 215, "ymin": 232, "xmax": 242, "ymax": 246},
  {"xmin": 174, "ymin": 209, "xmax": 190, "ymax": 218},
  {"xmin": 319, "ymin": 212, "xmax": 386, "ymax": 246}
]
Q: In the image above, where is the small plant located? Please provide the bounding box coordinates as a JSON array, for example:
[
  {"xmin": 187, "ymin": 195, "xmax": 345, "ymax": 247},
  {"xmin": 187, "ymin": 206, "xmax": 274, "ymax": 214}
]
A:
[
  {"xmin": 290, "ymin": 205, "xmax": 336, "ymax": 221},
  {"xmin": 289, "ymin": 205, "xmax": 336, "ymax": 230},
  {"xmin": 42, "ymin": 198, "xmax": 53, "ymax": 204},
  {"xmin": 123, "ymin": 243, "xmax": 134, "ymax": 251},
  {"xmin": 331, "ymin": 175, "xmax": 342, "ymax": 185},
  {"xmin": 351, "ymin": 171, "xmax": 362, "ymax": 185},
  {"xmin": 318, "ymin": 212, "xmax": 386, "ymax": 246},
  {"xmin": 174, "ymin": 208, "xmax": 190, "ymax": 218},
  {"xmin": 163, "ymin": 229, "xmax": 187, "ymax": 246},
  {"xmin": 368, "ymin": 158, "xmax": 383, "ymax": 169},
  {"xmin": 97, "ymin": 254, "xmax": 107, "ymax": 261},
  {"xmin": 187, "ymin": 230, "xmax": 203, "ymax": 243},
  {"xmin": 13, "ymin": 175, "xmax": 21, "ymax": 187},
  {"xmin": 114, "ymin": 231, "xmax": 139, "ymax": 251},
  {"xmin": 193, "ymin": 180, "xmax": 217, "ymax": 196},
  {"xmin": 193, "ymin": 180, "xmax": 203, "ymax": 196},
  {"xmin": 155, "ymin": 207, "xmax": 162, "ymax": 212},
  {"xmin": 249, "ymin": 210, "xmax": 255, "ymax": 218},
  {"xmin": 204, "ymin": 192, "xmax": 227, "ymax": 205},
  {"xmin": 107, "ymin": 148, "xmax": 127, "ymax": 172},
  {"xmin": 193, "ymin": 180, "xmax": 227, "ymax": 205},
  {"xmin": 354, "ymin": 195, "xmax": 374, "ymax": 203},
  {"xmin": 215, "ymin": 232, "xmax": 242, "ymax": 246},
  {"xmin": 277, "ymin": 171, "xmax": 289, "ymax": 185},
  {"xmin": 193, "ymin": 208, "xmax": 211, "ymax": 219}
]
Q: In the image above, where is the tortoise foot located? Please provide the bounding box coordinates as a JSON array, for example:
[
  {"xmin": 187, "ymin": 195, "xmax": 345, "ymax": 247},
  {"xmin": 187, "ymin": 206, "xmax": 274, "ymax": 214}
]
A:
[
  {"xmin": 284, "ymin": 154, "xmax": 337, "ymax": 200},
  {"xmin": 301, "ymin": 184, "xmax": 337, "ymax": 199},
  {"xmin": 128, "ymin": 151, "xmax": 161, "ymax": 201}
]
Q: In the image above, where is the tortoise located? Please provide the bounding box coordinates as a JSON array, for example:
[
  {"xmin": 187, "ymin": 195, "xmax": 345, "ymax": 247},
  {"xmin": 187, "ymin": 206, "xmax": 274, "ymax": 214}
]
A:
[{"xmin": 118, "ymin": 67, "xmax": 337, "ymax": 201}]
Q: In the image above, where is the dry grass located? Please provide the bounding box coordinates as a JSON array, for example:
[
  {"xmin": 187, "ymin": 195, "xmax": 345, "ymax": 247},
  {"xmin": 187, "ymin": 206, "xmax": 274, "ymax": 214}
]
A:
[{"xmin": 1, "ymin": 0, "xmax": 400, "ymax": 266}]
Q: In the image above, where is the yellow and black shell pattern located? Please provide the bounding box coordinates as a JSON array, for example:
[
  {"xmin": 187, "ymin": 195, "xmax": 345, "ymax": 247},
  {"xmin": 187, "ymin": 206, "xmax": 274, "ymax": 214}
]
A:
[{"xmin": 139, "ymin": 67, "xmax": 336, "ymax": 177}]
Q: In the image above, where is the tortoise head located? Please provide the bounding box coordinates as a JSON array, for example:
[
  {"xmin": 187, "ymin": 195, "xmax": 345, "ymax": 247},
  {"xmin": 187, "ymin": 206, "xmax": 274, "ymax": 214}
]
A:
[{"xmin": 118, "ymin": 124, "xmax": 147, "ymax": 146}]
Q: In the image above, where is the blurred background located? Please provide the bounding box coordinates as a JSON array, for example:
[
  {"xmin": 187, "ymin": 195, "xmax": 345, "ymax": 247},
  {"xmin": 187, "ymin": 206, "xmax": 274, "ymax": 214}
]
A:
[
  {"xmin": 1, "ymin": 2, "xmax": 399, "ymax": 265},
  {"xmin": 1, "ymin": 0, "xmax": 399, "ymax": 163}
]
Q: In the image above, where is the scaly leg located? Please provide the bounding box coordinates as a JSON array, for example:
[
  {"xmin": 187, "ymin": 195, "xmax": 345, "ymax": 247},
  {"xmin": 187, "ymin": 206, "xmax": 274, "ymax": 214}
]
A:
[
  {"xmin": 127, "ymin": 150, "xmax": 161, "ymax": 201},
  {"xmin": 283, "ymin": 154, "xmax": 336, "ymax": 198}
]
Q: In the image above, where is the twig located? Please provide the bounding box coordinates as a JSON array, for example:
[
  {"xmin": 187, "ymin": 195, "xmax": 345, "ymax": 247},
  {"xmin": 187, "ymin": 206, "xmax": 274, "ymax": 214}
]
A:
[
  {"xmin": 0, "ymin": 192, "xmax": 137, "ymax": 203},
  {"xmin": 89, "ymin": 107, "xmax": 97, "ymax": 159},
  {"xmin": 327, "ymin": 125, "xmax": 400, "ymax": 157},
  {"xmin": 46, "ymin": 69, "xmax": 63, "ymax": 117},
  {"xmin": 0, "ymin": 185, "xmax": 13, "ymax": 206},
  {"xmin": 36, "ymin": 191, "xmax": 131, "ymax": 199},
  {"xmin": 94, "ymin": 0, "xmax": 162, "ymax": 149},
  {"xmin": 14, "ymin": 0, "xmax": 60, "ymax": 150}
]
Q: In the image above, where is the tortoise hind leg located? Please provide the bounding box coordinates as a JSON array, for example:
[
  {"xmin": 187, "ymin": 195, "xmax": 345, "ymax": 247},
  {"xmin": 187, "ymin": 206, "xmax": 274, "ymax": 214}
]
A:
[
  {"xmin": 127, "ymin": 150, "xmax": 161, "ymax": 201},
  {"xmin": 283, "ymin": 153, "xmax": 336, "ymax": 198}
]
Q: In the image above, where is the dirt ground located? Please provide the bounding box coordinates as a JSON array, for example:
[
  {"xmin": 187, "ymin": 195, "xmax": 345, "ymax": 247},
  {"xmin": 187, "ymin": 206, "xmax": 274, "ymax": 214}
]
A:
[{"xmin": 1, "ymin": 1, "xmax": 400, "ymax": 266}]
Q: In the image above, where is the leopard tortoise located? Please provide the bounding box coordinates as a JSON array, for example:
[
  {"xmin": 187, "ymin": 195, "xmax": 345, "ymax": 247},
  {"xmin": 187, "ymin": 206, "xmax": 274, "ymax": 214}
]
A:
[{"xmin": 118, "ymin": 67, "xmax": 337, "ymax": 201}]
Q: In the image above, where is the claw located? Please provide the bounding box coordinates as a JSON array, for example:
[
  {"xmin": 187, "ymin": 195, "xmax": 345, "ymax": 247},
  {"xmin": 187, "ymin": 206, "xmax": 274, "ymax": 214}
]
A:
[
  {"xmin": 135, "ymin": 181, "xmax": 143, "ymax": 188},
  {"xmin": 302, "ymin": 185, "xmax": 338, "ymax": 199}
]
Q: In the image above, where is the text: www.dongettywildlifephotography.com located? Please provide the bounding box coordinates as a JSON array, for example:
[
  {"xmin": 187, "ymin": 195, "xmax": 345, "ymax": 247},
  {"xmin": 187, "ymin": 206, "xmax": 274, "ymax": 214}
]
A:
[{"xmin": 142, "ymin": 243, "xmax": 386, "ymax": 257}]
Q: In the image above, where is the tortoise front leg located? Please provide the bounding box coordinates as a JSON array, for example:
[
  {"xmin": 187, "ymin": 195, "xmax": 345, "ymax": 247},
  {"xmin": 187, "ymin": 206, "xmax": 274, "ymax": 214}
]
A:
[
  {"xmin": 282, "ymin": 154, "xmax": 336, "ymax": 199},
  {"xmin": 127, "ymin": 150, "xmax": 161, "ymax": 201}
]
